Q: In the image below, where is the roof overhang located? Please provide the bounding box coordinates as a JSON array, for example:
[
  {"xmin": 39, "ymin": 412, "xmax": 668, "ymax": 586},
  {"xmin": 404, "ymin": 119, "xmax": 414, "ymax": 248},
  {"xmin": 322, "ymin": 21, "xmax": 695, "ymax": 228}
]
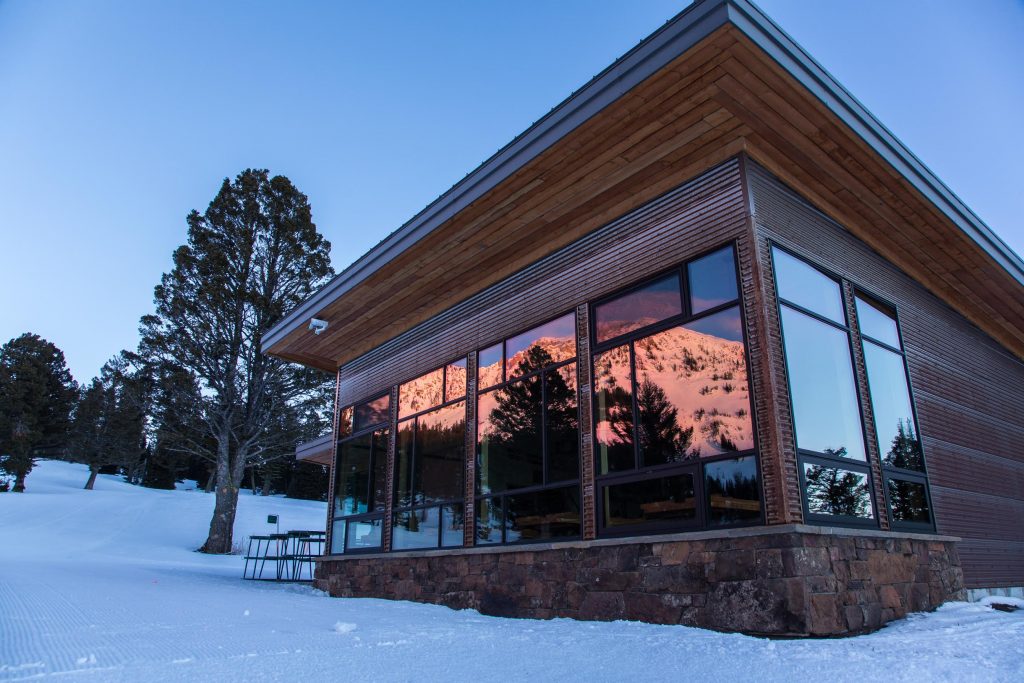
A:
[
  {"xmin": 263, "ymin": 0, "xmax": 1024, "ymax": 371},
  {"xmin": 295, "ymin": 434, "xmax": 333, "ymax": 466}
]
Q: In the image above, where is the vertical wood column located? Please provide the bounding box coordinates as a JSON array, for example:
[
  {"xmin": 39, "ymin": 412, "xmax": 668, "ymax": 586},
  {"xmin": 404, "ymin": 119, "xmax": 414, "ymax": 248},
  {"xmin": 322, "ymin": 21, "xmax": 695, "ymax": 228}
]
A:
[
  {"xmin": 576, "ymin": 304, "xmax": 597, "ymax": 540},
  {"xmin": 381, "ymin": 384, "xmax": 399, "ymax": 552},
  {"xmin": 742, "ymin": 218, "xmax": 804, "ymax": 525},
  {"xmin": 463, "ymin": 351, "xmax": 478, "ymax": 546},
  {"xmin": 843, "ymin": 281, "xmax": 890, "ymax": 530},
  {"xmin": 324, "ymin": 369, "xmax": 342, "ymax": 556}
]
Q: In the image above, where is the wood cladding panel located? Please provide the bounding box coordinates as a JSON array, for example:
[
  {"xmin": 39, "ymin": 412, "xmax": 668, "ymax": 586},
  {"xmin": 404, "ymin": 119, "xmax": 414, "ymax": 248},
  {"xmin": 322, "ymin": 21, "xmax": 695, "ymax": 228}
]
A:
[{"xmin": 748, "ymin": 162, "xmax": 1024, "ymax": 588}]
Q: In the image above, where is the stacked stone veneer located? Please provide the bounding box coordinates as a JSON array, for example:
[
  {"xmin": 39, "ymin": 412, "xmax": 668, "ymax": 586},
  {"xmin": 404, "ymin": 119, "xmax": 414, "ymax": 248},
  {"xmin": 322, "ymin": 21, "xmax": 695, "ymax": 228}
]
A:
[{"xmin": 315, "ymin": 525, "xmax": 963, "ymax": 637}]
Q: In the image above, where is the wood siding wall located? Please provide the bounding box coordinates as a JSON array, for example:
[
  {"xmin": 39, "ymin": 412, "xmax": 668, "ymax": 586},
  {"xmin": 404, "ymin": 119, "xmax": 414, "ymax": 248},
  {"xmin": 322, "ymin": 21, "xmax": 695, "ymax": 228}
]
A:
[
  {"xmin": 747, "ymin": 161, "xmax": 1024, "ymax": 589},
  {"xmin": 337, "ymin": 159, "xmax": 748, "ymax": 405}
]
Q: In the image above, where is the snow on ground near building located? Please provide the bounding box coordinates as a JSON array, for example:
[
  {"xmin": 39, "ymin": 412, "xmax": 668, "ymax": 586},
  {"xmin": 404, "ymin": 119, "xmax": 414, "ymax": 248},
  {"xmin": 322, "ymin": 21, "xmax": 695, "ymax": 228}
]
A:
[{"xmin": 1, "ymin": 461, "xmax": 1021, "ymax": 682}]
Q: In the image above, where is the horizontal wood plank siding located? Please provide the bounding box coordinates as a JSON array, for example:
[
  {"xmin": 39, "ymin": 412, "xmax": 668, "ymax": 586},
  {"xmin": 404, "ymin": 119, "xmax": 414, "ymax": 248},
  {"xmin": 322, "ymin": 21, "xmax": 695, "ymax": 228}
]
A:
[
  {"xmin": 747, "ymin": 161, "xmax": 1024, "ymax": 589},
  {"xmin": 338, "ymin": 159, "xmax": 746, "ymax": 404}
]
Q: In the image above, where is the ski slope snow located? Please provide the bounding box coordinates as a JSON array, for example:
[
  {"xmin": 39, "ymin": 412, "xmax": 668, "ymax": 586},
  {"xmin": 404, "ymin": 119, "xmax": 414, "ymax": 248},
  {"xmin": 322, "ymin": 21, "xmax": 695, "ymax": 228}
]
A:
[{"xmin": 1, "ymin": 460, "xmax": 1021, "ymax": 682}]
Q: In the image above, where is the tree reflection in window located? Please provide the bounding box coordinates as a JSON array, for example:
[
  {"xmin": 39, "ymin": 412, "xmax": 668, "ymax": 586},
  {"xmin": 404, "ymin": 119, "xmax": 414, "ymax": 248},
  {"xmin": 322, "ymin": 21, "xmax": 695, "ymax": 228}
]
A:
[
  {"xmin": 478, "ymin": 346, "xmax": 578, "ymax": 493},
  {"xmin": 887, "ymin": 478, "xmax": 930, "ymax": 524},
  {"xmin": 803, "ymin": 461, "xmax": 873, "ymax": 518}
]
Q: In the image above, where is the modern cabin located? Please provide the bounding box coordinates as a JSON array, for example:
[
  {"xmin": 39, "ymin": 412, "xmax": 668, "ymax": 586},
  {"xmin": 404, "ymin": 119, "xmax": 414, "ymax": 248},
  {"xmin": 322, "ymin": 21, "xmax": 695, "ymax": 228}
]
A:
[{"xmin": 270, "ymin": 0, "xmax": 1024, "ymax": 636}]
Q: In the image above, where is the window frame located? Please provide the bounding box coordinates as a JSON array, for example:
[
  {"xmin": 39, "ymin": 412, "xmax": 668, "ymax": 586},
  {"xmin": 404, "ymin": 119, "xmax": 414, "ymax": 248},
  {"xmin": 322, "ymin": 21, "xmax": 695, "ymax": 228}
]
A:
[
  {"xmin": 853, "ymin": 289, "xmax": 936, "ymax": 532},
  {"xmin": 473, "ymin": 310, "xmax": 583, "ymax": 546},
  {"xmin": 331, "ymin": 416, "xmax": 391, "ymax": 554},
  {"xmin": 588, "ymin": 242, "xmax": 764, "ymax": 536},
  {"xmin": 391, "ymin": 399, "xmax": 468, "ymax": 552}
]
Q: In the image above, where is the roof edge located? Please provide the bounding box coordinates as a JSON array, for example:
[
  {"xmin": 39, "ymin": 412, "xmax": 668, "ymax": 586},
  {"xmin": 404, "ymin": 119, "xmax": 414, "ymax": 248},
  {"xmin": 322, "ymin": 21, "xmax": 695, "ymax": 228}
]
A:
[{"xmin": 263, "ymin": 0, "xmax": 1024, "ymax": 359}]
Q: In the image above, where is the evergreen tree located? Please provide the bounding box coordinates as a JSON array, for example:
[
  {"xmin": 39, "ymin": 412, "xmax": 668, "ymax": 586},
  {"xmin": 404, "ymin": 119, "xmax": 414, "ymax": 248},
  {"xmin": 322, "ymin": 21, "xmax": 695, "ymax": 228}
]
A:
[
  {"xmin": 140, "ymin": 169, "xmax": 333, "ymax": 553},
  {"xmin": 142, "ymin": 362, "xmax": 210, "ymax": 490},
  {"xmin": 804, "ymin": 450, "xmax": 870, "ymax": 517},
  {"xmin": 0, "ymin": 334, "xmax": 77, "ymax": 492},
  {"xmin": 883, "ymin": 419, "xmax": 923, "ymax": 471},
  {"xmin": 635, "ymin": 378, "xmax": 692, "ymax": 464}
]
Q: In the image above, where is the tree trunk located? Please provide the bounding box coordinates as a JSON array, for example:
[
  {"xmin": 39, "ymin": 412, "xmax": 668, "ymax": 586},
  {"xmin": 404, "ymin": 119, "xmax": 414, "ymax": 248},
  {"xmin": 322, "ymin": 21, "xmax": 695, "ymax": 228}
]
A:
[
  {"xmin": 249, "ymin": 467, "xmax": 257, "ymax": 496},
  {"xmin": 12, "ymin": 469, "xmax": 27, "ymax": 493},
  {"xmin": 203, "ymin": 468, "xmax": 216, "ymax": 493},
  {"xmin": 84, "ymin": 467, "xmax": 99, "ymax": 490},
  {"xmin": 200, "ymin": 483, "xmax": 240, "ymax": 553},
  {"xmin": 261, "ymin": 471, "xmax": 272, "ymax": 497}
]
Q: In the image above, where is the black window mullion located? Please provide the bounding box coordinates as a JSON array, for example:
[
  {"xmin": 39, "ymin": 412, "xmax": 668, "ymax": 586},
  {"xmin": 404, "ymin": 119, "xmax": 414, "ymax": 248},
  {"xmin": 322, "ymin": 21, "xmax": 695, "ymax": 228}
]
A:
[
  {"xmin": 628, "ymin": 341, "xmax": 640, "ymax": 470},
  {"xmin": 540, "ymin": 369, "xmax": 548, "ymax": 486}
]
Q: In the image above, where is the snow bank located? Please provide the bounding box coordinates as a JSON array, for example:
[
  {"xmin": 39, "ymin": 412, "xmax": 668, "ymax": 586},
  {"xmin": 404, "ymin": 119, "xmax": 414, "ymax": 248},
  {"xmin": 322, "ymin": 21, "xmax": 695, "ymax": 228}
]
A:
[{"xmin": 0, "ymin": 460, "xmax": 1021, "ymax": 682}]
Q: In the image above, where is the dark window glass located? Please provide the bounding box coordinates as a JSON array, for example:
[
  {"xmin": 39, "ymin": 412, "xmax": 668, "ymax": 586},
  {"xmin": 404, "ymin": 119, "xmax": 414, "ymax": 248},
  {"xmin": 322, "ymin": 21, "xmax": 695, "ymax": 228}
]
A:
[
  {"xmin": 688, "ymin": 246, "xmax": 738, "ymax": 314},
  {"xmin": 505, "ymin": 486, "xmax": 580, "ymax": 543},
  {"xmin": 773, "ymin": 248, "xmax": 845, "ymax": 324},
  {"xmin": 398, "ymin": 368, "xmax": 443, "ymax": 419},
  {"xmin": 477, "ymin": 377, "xmax": 543, "ymax": 494},
  {"xmin": 338, "ymin": 406, "xmax": 353, "ymax": 439},
  {"xmin": 603, "ymin": 473, "xmax": 696, "ymax": 528},
  {"xmin": 441, "ymin": 504, "xmax": 464, "ymax": 547},
  {"xmin": 546, "ymin": 365, "xmax": 579, "ymax": 483},
  {"xmin": 392, "ymin": 507, "xmax": 440, "ymax": 550},
  {"xmin": 594, "ymin": 274, "xmax": 682, "ymax": 343},
  {"xmin": 780, "ymin": 306, "xmax": 866, "ymax": 460},
  {"xmin": 887, "ymin": 478, "xmax": 931, "ymax": 525},
  {"xmin": 445, "ymin": 358, "xmax": 468, "ymax": 401},
  {"xmin": 863, "ymin": 342, "xmax": 923, "ymax": 472},
  {"xmin": 416, "ymin": 401, "xmax": 466, "ymax": 504},
  {"xmin": 856, "ymin": 296, "xmax": 900, "ymax": 348},
  {"xmin": 335, "ymin": 433, "xmax": 372, "ymax": 516},
  {"xmin": 505, "ymin": 314, "xmax": 576, "ymax": 379},
  {"xmin": 353, "ymin": 394, "xmax": 390, "ymax": 430},
  {"xmin": 593, "ymin": 344, "xmax": 634, "ymax": 473},
  {"xmin": 371, "ymin": 429, "xmax": 388, "ymax": 511},
  {"xmin": 395, "ymin": 421, "xmax": 415, "ymax": 508},
  {"xmin": 704, "ymin": 456, "xmax": 761, "ymax": 525},
  {"xmin": 633, "ymin": 307, "xmax": 753, "ymax": 464},
  {"xmin": 803, "ymin": 463, "xmax": 873, "ymax": 518},
  {"xmin": 344, "ymin": 517, "xmax": 382, "ymax": 550},
  {"xmin": 475, "ymin": 498, "xmax": 503, "ymax": 545},
  {"xmin": 330, "ymin": 519, "xmax": 346, "ymax": 555}
]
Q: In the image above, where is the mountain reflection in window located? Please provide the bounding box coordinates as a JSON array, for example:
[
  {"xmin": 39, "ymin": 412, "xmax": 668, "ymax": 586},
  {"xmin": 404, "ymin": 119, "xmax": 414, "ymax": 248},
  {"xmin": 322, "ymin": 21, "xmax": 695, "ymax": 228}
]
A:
[
  {"xmin": 803, "ymin": 463, "xmax": 873, "ymax": 518},
  {"xmin": 398, "ymin": 367, "xmax": 443, "ymax": 419},
  {"xmin": 504, "ymin": 314, "xmax": 576, "ymax": 379},
  {"xmin": 596, "ymin": 307, "xmax": 753, "ymax": 471},
  {"xmin": 594, "ymin": 274, "xmax": 682, "ymax": 343},
  {"xmin": 863, "ymin": 336, "xmax": 923, "ymax": 471},
  {"xmin": 338, "ymin": 406, "xmax": 353, "ymax": 439},
  {"xmin": 445, "ymin": 358, "xmax": 467, "ymax": 401},
  {"xmin": 887, "ymin": 478, "xmax": 930, "ymax": 524},
  {"xmin": 478, "ymin": 343, "xmax": 503, "ymax": 390},
  {"xmin": 594, "ymin": 344, "xmax": 634, "ymax": 473}
]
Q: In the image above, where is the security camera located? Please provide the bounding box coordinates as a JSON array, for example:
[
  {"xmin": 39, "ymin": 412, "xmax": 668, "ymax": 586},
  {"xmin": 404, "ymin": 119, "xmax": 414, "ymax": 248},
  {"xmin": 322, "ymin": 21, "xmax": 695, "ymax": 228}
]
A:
[{"xmin": 308, "ymin": 318, "xmax": 329, "ymax": 335}]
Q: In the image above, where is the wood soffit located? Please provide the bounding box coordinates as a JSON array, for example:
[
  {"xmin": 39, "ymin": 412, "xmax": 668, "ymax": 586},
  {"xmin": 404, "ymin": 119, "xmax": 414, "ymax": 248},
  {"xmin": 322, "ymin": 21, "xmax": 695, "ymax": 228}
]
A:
[{"xmin": 265, "ymin": 19, "xmax": 1024, "ymax": 372}]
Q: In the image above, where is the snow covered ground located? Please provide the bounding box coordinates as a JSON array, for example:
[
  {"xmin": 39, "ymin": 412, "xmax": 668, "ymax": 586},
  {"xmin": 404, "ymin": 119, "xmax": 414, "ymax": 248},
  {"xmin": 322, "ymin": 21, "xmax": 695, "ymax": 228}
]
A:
[{"xmin": 1, "ymin": 461, "xmax": 1021, "ymax": 682}]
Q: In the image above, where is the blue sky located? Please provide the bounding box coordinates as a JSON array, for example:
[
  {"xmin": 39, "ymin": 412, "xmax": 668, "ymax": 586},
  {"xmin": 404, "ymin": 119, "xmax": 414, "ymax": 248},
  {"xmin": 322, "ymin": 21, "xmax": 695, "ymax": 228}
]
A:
[{"xmin": 1, "ymin": 0, "xmax": 1021, "ymax": 383}]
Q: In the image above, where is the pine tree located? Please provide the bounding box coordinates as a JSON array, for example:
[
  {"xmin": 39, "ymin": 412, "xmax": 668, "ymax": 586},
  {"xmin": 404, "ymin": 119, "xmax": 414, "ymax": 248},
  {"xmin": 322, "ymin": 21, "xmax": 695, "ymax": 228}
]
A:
[
  {"xmin": 0, "ymin": 334, "xmax": 77, "ymax": 492},
  {"xmin": 140, "ymin": 169, "xmax": 333, "ymax": 553},
  {"xmin": 70, "ymin": 358, "xmax": 150, "ymax": 489},
  {"xmin": 635, "ymin": 377, "xmax": 692, "ymax": 464}
]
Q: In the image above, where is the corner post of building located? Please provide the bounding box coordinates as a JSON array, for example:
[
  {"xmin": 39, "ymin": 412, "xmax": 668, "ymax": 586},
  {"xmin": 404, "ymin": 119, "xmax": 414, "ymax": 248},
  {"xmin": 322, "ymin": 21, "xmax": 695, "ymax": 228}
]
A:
[
  {"xmin": 842, "ymin": 279, "xmax": 890, "ymax": 530},
  {"xmin": 463, "ymin": 350, "xmax": 478, "ymax": 546},
  {"xmin": 381, "ymin": 384, "xmax": 400, "ymax": 552},
  {"xmin": 575, "ymin": 303, "xmax": 596, "ymax": 540},
  {"xmin": 322, "ymin": 368, "xmax": 342, "ymax": 559},
  {"xmin": 737, "ymin": 154, "xmax": 802, "ymax": 525}
]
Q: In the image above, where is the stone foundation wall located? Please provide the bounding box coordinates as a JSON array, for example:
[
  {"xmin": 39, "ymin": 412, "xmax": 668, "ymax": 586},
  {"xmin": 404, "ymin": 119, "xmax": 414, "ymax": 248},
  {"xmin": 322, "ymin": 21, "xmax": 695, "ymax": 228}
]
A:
[{"xmin": 315, "ymin": 525, "xmax": 964, "ymax": 637}]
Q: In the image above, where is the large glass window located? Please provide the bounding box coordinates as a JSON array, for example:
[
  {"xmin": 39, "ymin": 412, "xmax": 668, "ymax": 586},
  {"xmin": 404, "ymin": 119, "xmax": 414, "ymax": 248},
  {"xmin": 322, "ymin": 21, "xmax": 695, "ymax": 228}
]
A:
[
  {"xmin": 393, "ymin": 400, "xmax": 466, "ymax": 551},
  {"xmin": 773, "ymin": 246, "xmax": 874, "ymax": 523},
  {"xmin": 331, "ymin": 425, "xmax": 389, "ymax": 554},
  {"xmin": 772, "ymin": 247, "xmax": 935, "ymax": 529},
  {"xmin": 856, "ymin": 294, "xmax": 932, "ymax": 529},
  {"xmin": 476, "ymin": 313, "xmax": 581, "ymax": 544},
  {"xmin": 591, "ymin": 245, "xmax": 761, "ymax": 534}
]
